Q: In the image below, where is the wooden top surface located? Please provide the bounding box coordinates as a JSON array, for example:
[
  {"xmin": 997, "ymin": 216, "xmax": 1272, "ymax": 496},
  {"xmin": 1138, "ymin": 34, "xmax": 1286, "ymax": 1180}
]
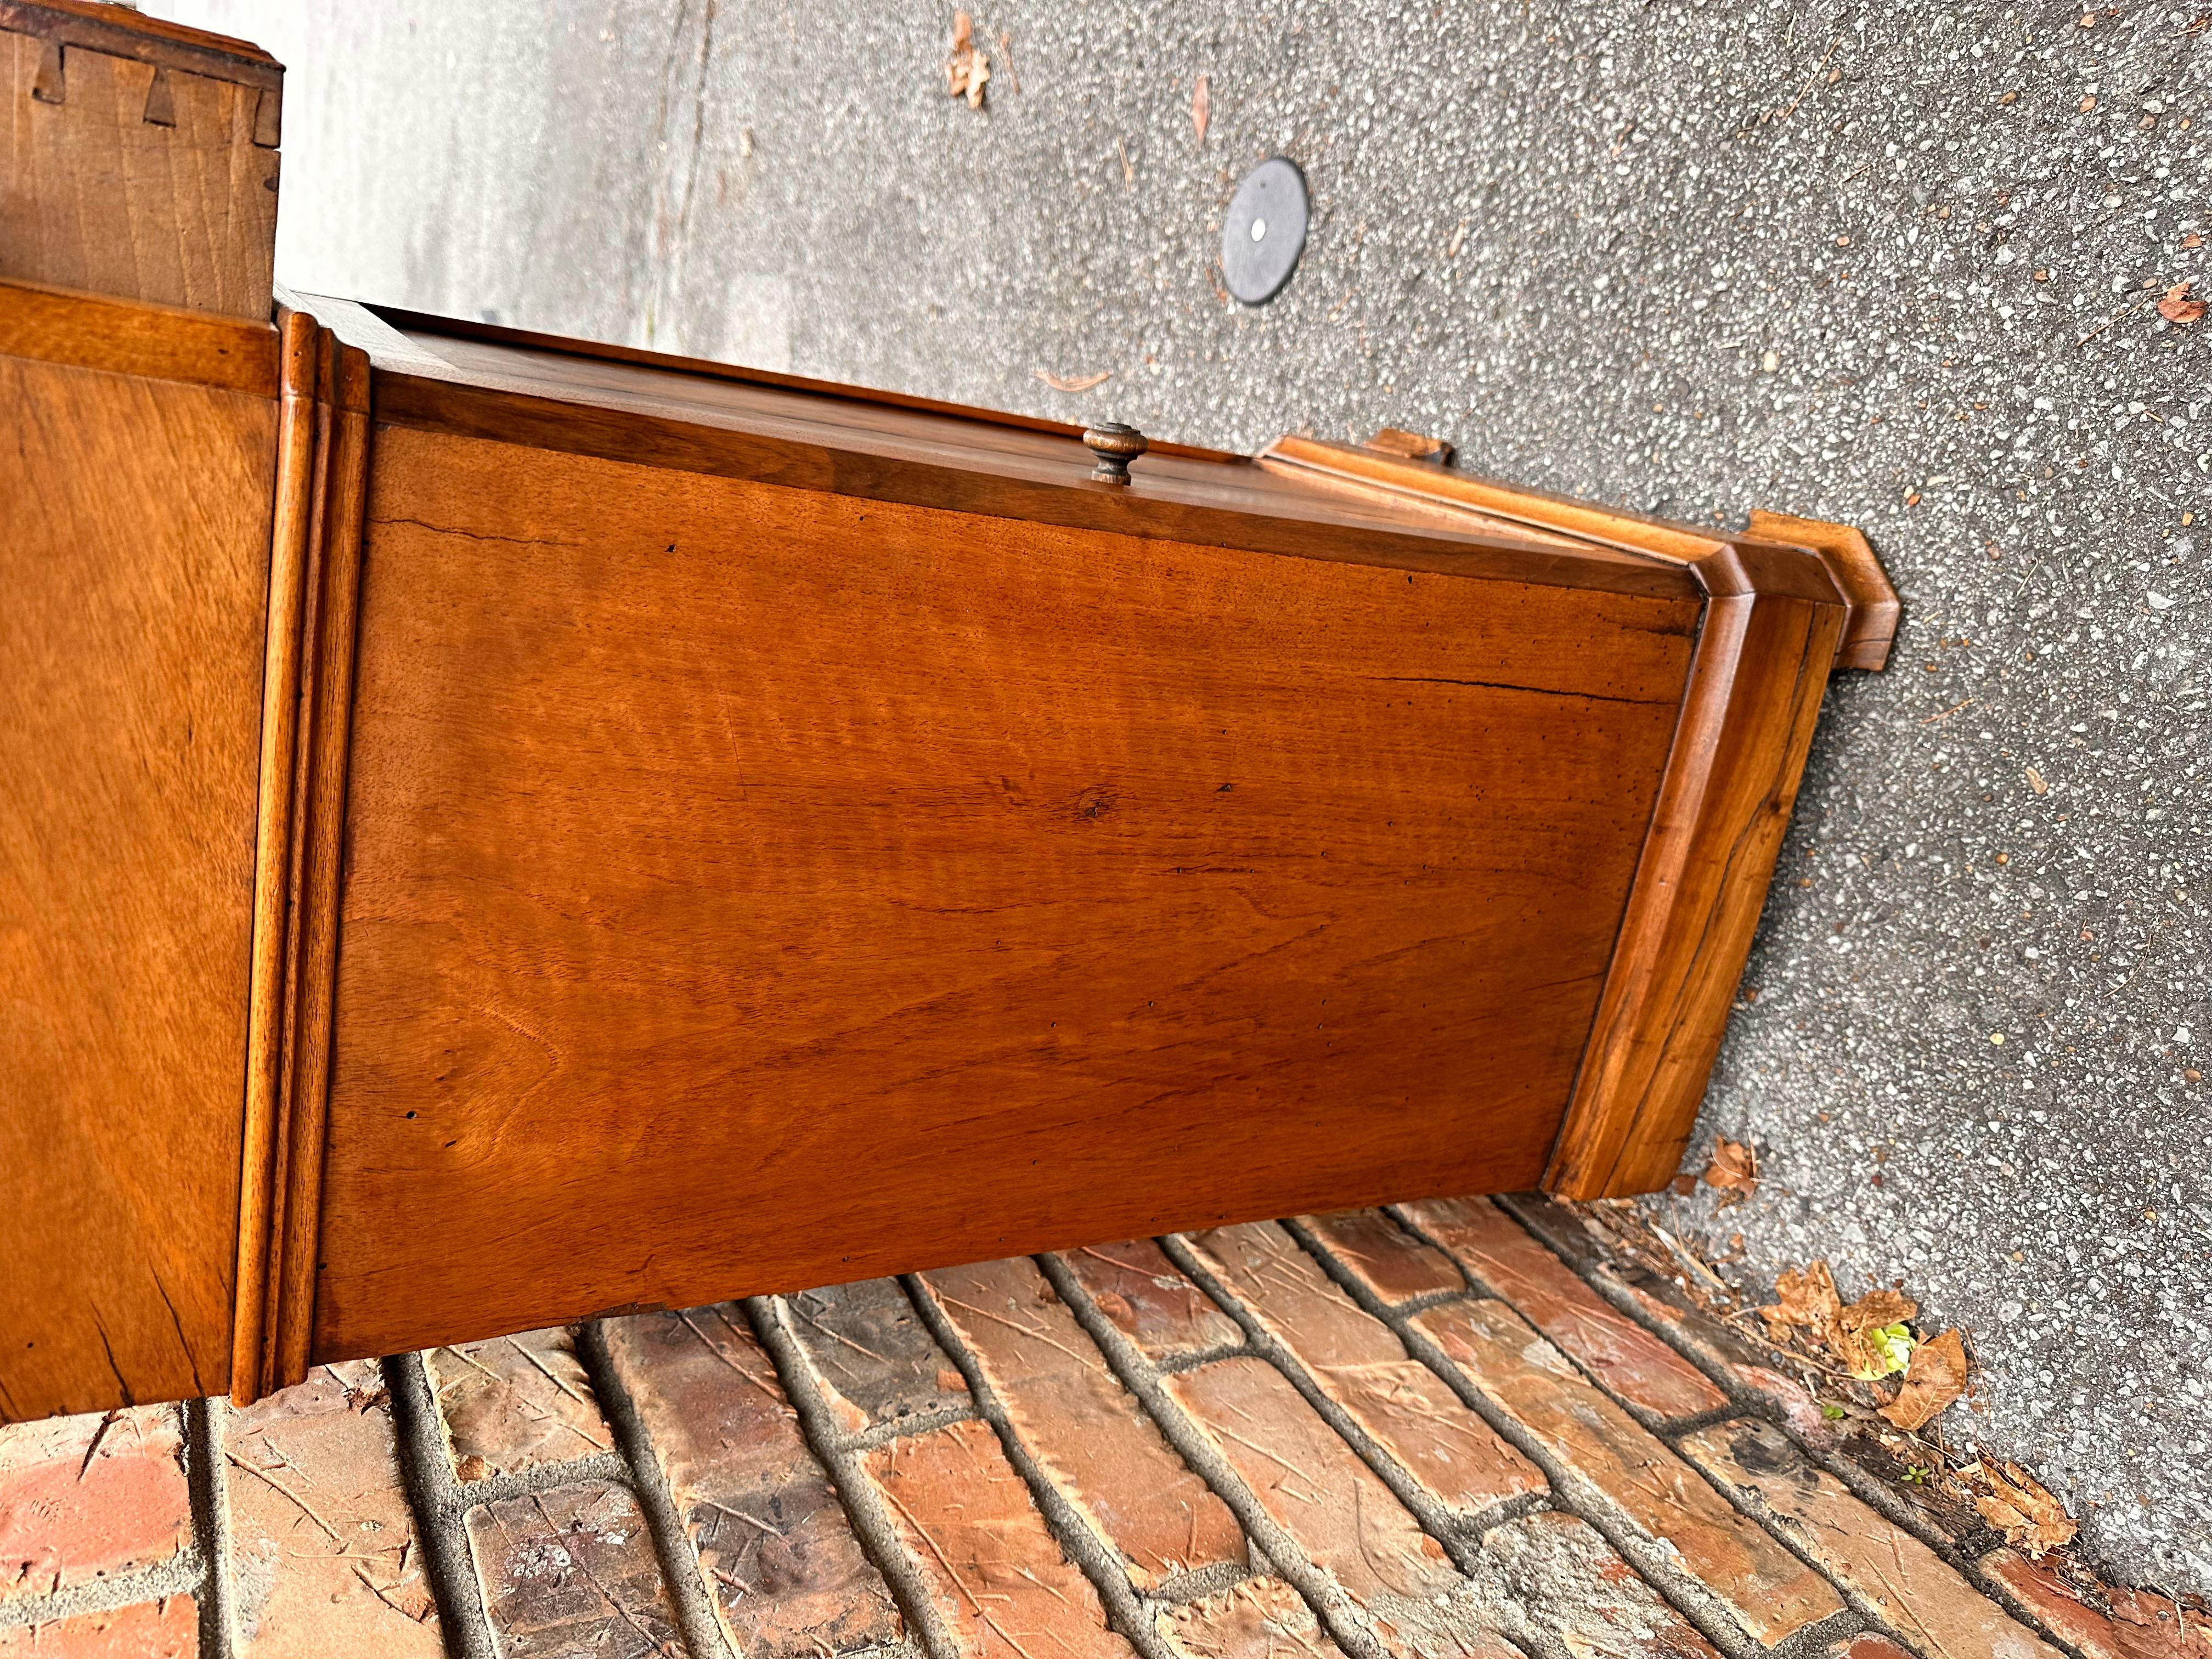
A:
[
  {"xmin": 0, "ymin": 0, "xmax": 281, "ymax": 79},
  {"xmin": 304, "ymin": 296, "xmax": 1703, "ymax": 605}
]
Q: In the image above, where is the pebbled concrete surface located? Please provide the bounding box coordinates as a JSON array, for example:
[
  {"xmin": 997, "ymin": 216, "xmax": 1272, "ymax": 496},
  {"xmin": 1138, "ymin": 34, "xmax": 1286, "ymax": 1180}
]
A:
[{"xmin": 162, "ymin": 0, "xmax": 2211, "ymax": 1593}]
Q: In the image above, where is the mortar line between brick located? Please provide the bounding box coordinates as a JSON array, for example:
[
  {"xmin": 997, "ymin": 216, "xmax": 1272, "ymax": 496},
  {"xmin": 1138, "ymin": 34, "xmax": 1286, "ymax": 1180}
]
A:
[
  {"xmin": 382, "ymin": 1351, "xmax": 498, "ymax": 1659},
  {"xmin": 743, "ymin": 1294, "xmax": 962, "ymax": 1659},
  {"xmin": 443, "ymin": 1449, "xmax": 632, "ymax": 1506},
  {"xmin": 900, "ymin": 1271, "xmax": 1187, "ymax": 1659},
  {"xmin": 1288, "ymin": 1221, "xmax": 1786, "ymax": 1659},
  {"xmin": 1152, "ymin": 1234, "xmax": 1561, "ymax": 1659},
  {"xmin": 1477, "ymin": 1196, "xmax": 2077, "ymax": 1646},
  {"xmin": 187, "ymin": 1394, "xmax": 236, "ymax": 1659},
  {"xmin": 0, "ymin": 1544, "xmax": 205, "ymax": 1635},
  {"xmin": 574, "ymin": 1318, "xmax": 738, "ymax": 1659},
  {"xmin": 1034, "ymin": 1249, "xmax": 1394, "ymax": 1659},
  {"xmin": 1156, "ymin": 1231, "xmax": 1536, "ymax": 1551}
]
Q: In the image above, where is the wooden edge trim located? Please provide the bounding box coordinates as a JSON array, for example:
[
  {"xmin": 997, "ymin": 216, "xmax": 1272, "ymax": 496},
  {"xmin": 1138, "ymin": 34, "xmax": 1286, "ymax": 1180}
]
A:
[
  {"xmin": 368, "ymin": 374, "xmax": 1705, "ymax": 603},
  {"xmin": 0, "ymin": 2, "xmax": 283, "ymax": 87},
  {"xmin": 358, "ymin": 300, "xmax": 1241, "ymax": 463},
  {"xmin": 266, "ymin": 336, "xmax": 371, "ymax": 1389},
  {"xmin": 1748, "ymin": 508, "xmax": 1898, "ymax": 672},
  {"xmin": 1261, "ymin": 436, "xmax": 1722, "ymax": 563},
  {"xmin": 1543, "ymin": 588, "xmax": 1847, "ymax": 1199},
  {"xmin": 232, "ymin": 310, "xmax": 319, "ymax": 1406},
  {"xmin": 0, "ymin": 279, "xmax": 279, "ymax": 396},
  {"xmin": 1260, "ymin": 436, "xmax": 1852, "ymax": 617}
]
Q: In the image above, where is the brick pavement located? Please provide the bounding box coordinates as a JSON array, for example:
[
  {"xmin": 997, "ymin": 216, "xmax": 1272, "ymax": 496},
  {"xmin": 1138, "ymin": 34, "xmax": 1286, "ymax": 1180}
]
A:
[{"xmin": 0, "ymin": 1196, "xmax": 2196, "ymax": 1659}]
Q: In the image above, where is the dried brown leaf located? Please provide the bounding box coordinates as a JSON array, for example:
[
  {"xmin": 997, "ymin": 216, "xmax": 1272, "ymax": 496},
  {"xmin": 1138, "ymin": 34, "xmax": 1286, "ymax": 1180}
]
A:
[
  {"xmin": 2159, "ymin": 280, "xmax": 2207, "ymax": 324},
  {"xmin": 1192, "ymin": 74, "xmax": 1210, "ymax": 143},
  {"xmin": 1976, "ymin": 1460, "xmax": 2077, "ymax": 1555},
  {"xmin": 946, "ymin": 12, "xmax": 990, "ymax": 108},
  {"xmin": 1879, "ymin": 1327, "xmax": 1967, "ymax": 1430},
  {"xmin": 1034, "ymin": 368, "xmax": 1111, "ymax": 393},
  {"xmin": 1837, "ymin": 1287, "xmax": 1918, "ymax": 1331},
  {"xmin": 2026, "ymin": 765, "xmax": 2048, "ymax": 795},
  {"xmin": 1703, "ymin": 1138, "xmax": 1759, "ymax": 1194},
  {"xmin": 1764, "ymin": 1261, "xmax": 1842, "ymax": 1328}
]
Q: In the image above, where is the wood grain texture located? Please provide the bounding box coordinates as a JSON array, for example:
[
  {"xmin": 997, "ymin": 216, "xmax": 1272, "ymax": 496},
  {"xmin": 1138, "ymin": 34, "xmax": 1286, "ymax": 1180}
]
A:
[
  {"xmin": 229, "ymin": 310, "xmax": 317, "ymax": 1406},
  {"xmin": 0, "ymin": 346, "xmax": 276, "ymax": 1420},
  {"xmin": 1545, "ymin": 586, "xmax": 1845, "ymax": 1197},
  {"xmin": 363, "ymin": 334, "xmax": 1700, "ymax": 605},
  {"xmin": 1748, "ymin": 509, "xmax": 1898, "ymax": 672},
  {"xmin": 1, "ymin": 7, "xmax": 279, "ymax": 319},
  {"xmin": 310, "ymin": 426, "xmax": 1701, "ymax": 1363},
  {"xmin": 1249, "ymin": 438, "xmax": 1870, "ymax": 1200},
  {"xmin": 265, "ymin": 331, "xmax": 373, "ymax": 1392},
  {"xmin": 0, "ymin": 275, "xmax": 275, "ymax": 393}
]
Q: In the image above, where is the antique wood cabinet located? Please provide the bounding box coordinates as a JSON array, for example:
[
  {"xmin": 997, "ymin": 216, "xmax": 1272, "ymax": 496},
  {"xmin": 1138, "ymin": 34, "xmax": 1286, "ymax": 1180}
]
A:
[{"xmin": 0, "ymin": 2, "xmax": 1895, "ymax": 1420}]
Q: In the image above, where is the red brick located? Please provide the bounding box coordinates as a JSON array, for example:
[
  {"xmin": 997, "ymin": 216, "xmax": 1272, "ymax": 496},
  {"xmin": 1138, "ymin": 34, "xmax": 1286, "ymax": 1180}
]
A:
[
  {"xmin": 1483, "ymin": 1511, "xmax": 1720, "ymax": 1659},
  {"xmin": 601, "ymin": 1305, "xmax": 901, "ymax": 1659},
  {"xmin": 922, "ymin": 1257, "xmax": 1245, "ymax": 1587},
  {"xmin": 1299, "ymin": 1211, "xmax": 1462, "ymax": 1305},
  {"xmin": 1493, "ymin": 1195, "xmax": 1830, "ymax": 1441},
  {"xmin": 428, "ymin": 1326, "xmax": 612, "ymax": 1480},
  {"xmin": 1185, "ymin": 1225, "xmax": 1541, "ymax": 1519},
  {"xmin": 1057, "ymin": 1240, "xmax": 1242, "ymax": 1361},
  {"xmin": 1157, "ymin": 1576, "xmax": 1345, "ymax": 1659},
  {"xmin": 1827, "ymin": 1638, "xmax": 1919, "ymax": 1659},
  {"xmin": 780, "ymin": 1279, "xmax": 969, "ymax": 1434},
  {"xmin": 0, "ymin": 1594, "xmax": 195, "ymax": 1657},
  {"xmin": 1979, "ymin": 1549, "xmax": 2212, "ymax": 1659},
  {"xmin": 862, "ymin": 1418, "xmax": 1135, "ymax": 1659},
  {"xmin": 0, "ymin": 1406, "xmax": 188, "ymax": 1600},
  {"xmin": 1165, "ymin": 1358, "xmax": 1516, "ymax": 1659},
  {"xmin": 1402, "ymin": 1199, "xmax": 1725, "ymax": 1421},
  {"xmin": 1680, "ymin": 1420, "xmax": 2064, "ymax": 1659},
  {"xmin": 467, "ymin": 1481, "xmax": 681, "ymax": 1659},
  {"xmin": 1413, "ymin": 1302, "xmax": 1841, "ymax": 1646},
  {"xmin": 227, "ymin": 1360, "xmax": 442, "ymax": 1658}
]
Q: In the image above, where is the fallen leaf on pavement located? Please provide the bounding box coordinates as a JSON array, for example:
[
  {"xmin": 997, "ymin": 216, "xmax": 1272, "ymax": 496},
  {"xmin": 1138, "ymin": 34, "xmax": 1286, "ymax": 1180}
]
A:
[
  {"xmin": 1977, "ymin": 1460, "xmax": 2078, "ymax": 1555},
  {"xmin": 1192, "ymin": 73, "xmax": 1210, "ymax": 143},
  {"xmin": 1703, "ymin": 1138, "xmax": 1759, "ymax": 1198},
  {"xmin": 2026, "ymin": 765, "xmax": 2047, "ymax": 795},
  {"xmin": 2159, "ymin": 280, "xmax": 2207, "ymax": 324},
  {"xmin": 1764, "ymin": 1261, "xmax": 1842, "ymax": 1331},
  {"xmin": 1880, "ymin": 1327, "xmax": 1967, "ymax": 1430},
  {"xmin": 1034, "ymin": 369, "xmax": 1111, "ymax": 393},
  {"xmin": 946, "ymin": 12, "xmax": 991, "ymax": 109},
  {"xmin": 1838, "ymin": 1288, "xmax": 1918, "ymax": 1331}
]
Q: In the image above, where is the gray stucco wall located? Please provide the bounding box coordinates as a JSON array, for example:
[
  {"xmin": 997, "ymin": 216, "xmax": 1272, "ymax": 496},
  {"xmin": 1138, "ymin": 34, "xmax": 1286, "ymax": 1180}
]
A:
[{"xmin": 163, "ymin": 0, "xmax": 2210, "ymax": 1591}]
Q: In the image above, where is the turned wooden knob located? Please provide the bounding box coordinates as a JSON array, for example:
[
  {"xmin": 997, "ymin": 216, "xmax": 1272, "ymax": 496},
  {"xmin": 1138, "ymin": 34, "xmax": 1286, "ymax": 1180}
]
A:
[{"xmin": 1083, "ymin": 422, "xmax": 1148, "ymax": 485}]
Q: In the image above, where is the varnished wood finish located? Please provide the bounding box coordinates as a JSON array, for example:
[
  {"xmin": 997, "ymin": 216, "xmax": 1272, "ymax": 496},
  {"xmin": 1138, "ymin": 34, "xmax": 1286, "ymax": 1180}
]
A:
[
  {"xmin": 309, "ymin": 421, "xmax": 1704, "ymax": 1362},
  {"xmin": 0, "ymin": 289, "xmax": 278, "ymax": 1418},
  {"xmin": 1, "ymin": 0, "xmax": 280, "ymax": 319},
  {"xmin": 1748, "ymin": 508, "xmax": 1898, "ymax": 672},
  {"xmin": 267, "ymin": 331, "xmax": 372, "ymax": 1392},
  {"xmin": 0, "ymin": 276, "xmax": 276, "ymax": 393},
  {"xmin": 1254, "ymin": 437, "xmax": 1877, "ymax": 1201}
]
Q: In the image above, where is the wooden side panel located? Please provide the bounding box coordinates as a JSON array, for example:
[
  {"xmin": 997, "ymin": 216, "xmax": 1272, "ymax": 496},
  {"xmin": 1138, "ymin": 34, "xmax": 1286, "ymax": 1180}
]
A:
[
  {"xmin": 0, "ymin": 18, "xmax": 279, "ymax": 319},
  {"xmin": 312, "ymin": 428, "xmax": 1701, "ymax": 1363},
  {"xmin": 1545, "ymin": 588, "xmax": 1846, "ymax": 1198},
  {"xmin": 0, "ymin": 352, "xmax": 276, "ymax": 1418}
]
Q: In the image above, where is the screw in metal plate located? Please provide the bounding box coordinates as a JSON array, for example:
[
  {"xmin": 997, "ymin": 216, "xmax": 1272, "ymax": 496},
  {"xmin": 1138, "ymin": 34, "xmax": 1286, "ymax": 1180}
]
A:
[
  {"xmin": 1084, "ymin": 422, "xmax": 1148, "ymax": 485},
  {"xmin": 1220, "ymin": 157, "xmax": 1308, "ymax": 306}
]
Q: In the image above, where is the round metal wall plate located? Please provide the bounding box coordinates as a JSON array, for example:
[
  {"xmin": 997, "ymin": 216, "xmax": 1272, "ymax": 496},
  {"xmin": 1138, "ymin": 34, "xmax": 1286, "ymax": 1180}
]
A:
[{"xmin": 1220, "ymin": 157, "xmax": 1308, "ymax": 306}]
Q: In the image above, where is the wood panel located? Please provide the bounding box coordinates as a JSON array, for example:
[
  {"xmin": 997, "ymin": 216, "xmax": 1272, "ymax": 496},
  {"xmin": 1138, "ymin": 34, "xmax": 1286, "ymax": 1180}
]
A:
[
  {"xmin": 0, "ymin": 346, "xmax": 276, "ymax": 1418},
  {"xmin": 311, "ymin": 427, "xmax": 1702, "ymax": 1362},
  {"xmin": 1249, "ymin": 437, "xmax": 1879, "ymax": 1201},
  {"xmin": 1, "ymin": 2, "xmax": 280, "ymax": 319}
]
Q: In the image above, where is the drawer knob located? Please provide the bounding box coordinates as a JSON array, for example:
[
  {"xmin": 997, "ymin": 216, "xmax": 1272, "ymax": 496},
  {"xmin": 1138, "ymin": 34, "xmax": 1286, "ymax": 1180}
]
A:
[{"xmin": 1083, "ymin": 422, "xmax": 1148, "ymax": 485}]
